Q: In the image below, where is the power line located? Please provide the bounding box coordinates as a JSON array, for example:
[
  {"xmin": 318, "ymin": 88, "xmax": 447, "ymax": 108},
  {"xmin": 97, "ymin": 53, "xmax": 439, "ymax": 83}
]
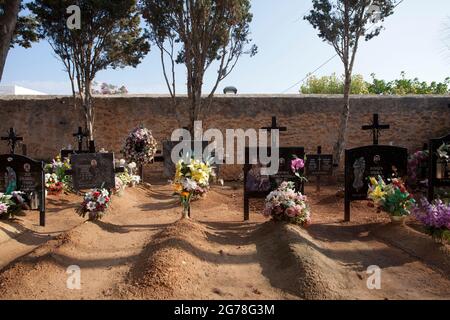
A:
[
  {"xmin": 281, "ymin": 54, "xmax": 338, "ymax": 94},
  {"xmin": 293, "ymin": 5, "xmax": 313, "ymax": 23},
  {"xmin": 281, "ymin": 0, "xmax": 406, "ymax": 94}
]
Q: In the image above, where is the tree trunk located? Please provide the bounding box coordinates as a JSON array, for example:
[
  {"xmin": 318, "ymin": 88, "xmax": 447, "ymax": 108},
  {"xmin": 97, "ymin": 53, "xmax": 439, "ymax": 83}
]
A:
[
  {"xmin": 332, "ymin": 73, "xmax": 352, "ymax": 173},
  {"xmin": 0, "ymin": 0, "xmax": 21, "ymax": 82},
  {"xmin": 83, "ymin": 80, "xmax": 94, "ymax": 141}
]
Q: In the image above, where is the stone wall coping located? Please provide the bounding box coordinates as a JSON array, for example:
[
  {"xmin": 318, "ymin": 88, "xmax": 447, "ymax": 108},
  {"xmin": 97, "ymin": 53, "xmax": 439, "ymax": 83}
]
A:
[{"xmin": 1, "ymin": 94, "xmax": 449, "ymax": 101}]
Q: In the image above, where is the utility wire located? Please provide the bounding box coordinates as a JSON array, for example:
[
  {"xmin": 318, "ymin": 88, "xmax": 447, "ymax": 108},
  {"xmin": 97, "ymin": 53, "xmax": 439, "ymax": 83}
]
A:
[{"xmin": 281, "ymin": 0, "xmax": 406, "ymax": 94}]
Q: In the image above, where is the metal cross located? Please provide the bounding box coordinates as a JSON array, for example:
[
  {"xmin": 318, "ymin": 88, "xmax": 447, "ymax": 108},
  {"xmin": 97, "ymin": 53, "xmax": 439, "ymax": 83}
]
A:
[
  {"xmin": 261, "ymin": 116, "xmax": 287, "ymax": 133},
  {"xmin": 362, "ymin": 114, "xmax": 390, "ymax": 145},
  {"xmin": 1, "ymin": 128, "xmax": 23, "ymax": 154},
  {"xmin": 73, "ymin": 126, "xmax": 88, "ymax": 152}
]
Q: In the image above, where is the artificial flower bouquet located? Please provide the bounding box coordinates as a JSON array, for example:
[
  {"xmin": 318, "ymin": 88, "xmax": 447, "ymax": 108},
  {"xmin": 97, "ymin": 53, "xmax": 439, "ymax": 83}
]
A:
[
  {"xmin": 123, "ymin": 126, "xmax": 158, "ymax": 165},
  {"xmin": 77, "ymin": 188, "xmax": 111, "ymax": 221},
  {"xmin": 45, "ymin": 173, "xmax": 64, "ymax": 195},
  {"xmin": 291, "ymin": 157, "xmax": 308, "ymax": 183},
  {"xmin": 45, "ymin": 156, "xmax": 72, "ymax": 193},
  {"xmin": 0, "ymin": 191, "xmax": 26, "ymax": 219},
  {"xmin": 173, "ymin": 158, "xmax": 215, "ymax": 218},
  {"xmin": 115, "ymin": 160, "xmax": 141, "ymax": 188},
  {"xmin": 114, "ymin": 176, "xmax": 125, "ymax": 196},
  {"xmin": 413, "ymin": 198, "xmax": 450, "ymax": 244},
  {"xmin": 263, "ymin": 181, "xmax": 311, "ymax": 226},
  {"xmin": 368, "ymin": 176, "xmax": 416, "ymax": 217}
]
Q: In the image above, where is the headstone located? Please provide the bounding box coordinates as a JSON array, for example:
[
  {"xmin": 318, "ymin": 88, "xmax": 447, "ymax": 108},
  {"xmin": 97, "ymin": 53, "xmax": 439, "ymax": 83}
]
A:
[
  {"xmin": 306, "ymin": 146, "xmax": 333, "ymax": 192},
  {"xmin": 344, "ymin": 145, "xmax": 407, "ymax": 221},
  {"xmin": 428, "ymin": 133, "xmax": 450, "ymax": 201},
  {"xmin": 243, "ymin": 146, "xmax": 305, "ymax": 221},
  {"xmin": 71, "ymin": 153, "xmax": 116, "ymax": 191},
  {"xmin": 0, "ymin": 154, "xmax": 46, "ymax": 226}
]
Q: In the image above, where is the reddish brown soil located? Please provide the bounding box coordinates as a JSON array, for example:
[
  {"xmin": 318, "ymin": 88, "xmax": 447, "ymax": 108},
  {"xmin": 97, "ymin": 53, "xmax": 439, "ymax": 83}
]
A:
[{"xmin": 0, "ymin": 183, "xmax": 449, "ymax": 300}]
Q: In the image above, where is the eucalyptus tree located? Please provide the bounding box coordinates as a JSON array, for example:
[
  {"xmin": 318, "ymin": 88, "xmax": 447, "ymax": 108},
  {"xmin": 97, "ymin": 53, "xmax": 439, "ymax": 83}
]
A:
[
  {"xmin": 305, "ymin": 0, "xmax": 396, "ymax": 169},
  {"xmin": 28, "ymin": 0, "xmax": 150, "ymax": 141},
  {"xmin": 141, "ymin": 0, "xmax": 257, "ymax": 132}
]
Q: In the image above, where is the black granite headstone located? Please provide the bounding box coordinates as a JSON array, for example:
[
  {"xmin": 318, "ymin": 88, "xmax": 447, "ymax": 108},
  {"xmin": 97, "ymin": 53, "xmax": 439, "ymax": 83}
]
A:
[
  {"xmin": 0, "ymin": 154, "xmax": 46, "ymax": 226},
  {"xmin": 344, "ymin": 145, "xmax": 408, "ymax": 221},
  {"xmin": 71, "ymin": 153, "xmax": 116, "ymax": 191}
]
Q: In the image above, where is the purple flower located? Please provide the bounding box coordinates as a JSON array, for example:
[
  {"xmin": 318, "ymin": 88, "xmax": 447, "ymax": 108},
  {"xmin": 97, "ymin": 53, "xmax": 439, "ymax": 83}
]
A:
[
  {"xmin": 413, "ymin": 198, "xmax": 450, "ymax": 229},
  {"xmin": 291, "ymin": 158, "xmax": 304, "ymax": 173}
]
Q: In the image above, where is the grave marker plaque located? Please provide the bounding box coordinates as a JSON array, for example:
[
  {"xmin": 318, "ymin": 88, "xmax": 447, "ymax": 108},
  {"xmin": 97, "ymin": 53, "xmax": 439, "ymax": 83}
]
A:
[
  {"xmin": 71, "ymin": 153, "xmax": 115, "ymax": 191},
  {"xmin": 306, "ymin": 146, "xmax": 333, "ymax": 192},
  {"xmin": 428, "ymin": 134, "xmax": 450, "ymax": 201},
  {"xmin": 344, "ymin": 145, "xmax": 407, "ymax": 221},
  {"xmin": 0, "ymin": 154, "xmax": 46, "ymax": 226},
  {"xmin": 306, "ymin": 147, "xmax": 333, "ymax": 177},
  {"xmin": 244, "ymin": 146, "xmax": 305, "ymax": 220}
]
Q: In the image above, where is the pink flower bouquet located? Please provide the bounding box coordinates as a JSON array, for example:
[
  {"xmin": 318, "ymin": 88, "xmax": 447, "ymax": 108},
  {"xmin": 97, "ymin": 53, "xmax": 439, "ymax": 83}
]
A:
[{"xmin": 263, "ymin": 181, "xmax": 311, "ymax": 226}]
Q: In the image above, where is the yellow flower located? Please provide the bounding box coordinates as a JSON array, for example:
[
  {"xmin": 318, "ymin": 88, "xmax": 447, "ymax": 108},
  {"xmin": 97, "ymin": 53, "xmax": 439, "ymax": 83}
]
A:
[
  {"xmin": 371, "ymin": 186, "xmax": 385, "ymax": 199},
  {"xmin": 173, "ymin": 183, "xmax": 182, "ymax": 193},
  {"xmin": 370, "ymin": 177, "xmax": 378, "ymax": 186}
]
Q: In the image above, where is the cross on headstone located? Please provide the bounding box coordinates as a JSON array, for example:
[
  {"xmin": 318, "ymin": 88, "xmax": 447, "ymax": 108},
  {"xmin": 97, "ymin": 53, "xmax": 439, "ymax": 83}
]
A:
[
  {"xmin": 1, "ymin": 128, "xmax": 23, "ymax": 154},
  {"xmin": 262, "ymin": 116, "xmax": 287, "ymax": 133},
  {"xmin": 362, "ymin": 114, "xmax": 390, "ymax": 145},
  {"xmin": 73, "ymin": 126, "xmax": 88, "ymax": 152}
]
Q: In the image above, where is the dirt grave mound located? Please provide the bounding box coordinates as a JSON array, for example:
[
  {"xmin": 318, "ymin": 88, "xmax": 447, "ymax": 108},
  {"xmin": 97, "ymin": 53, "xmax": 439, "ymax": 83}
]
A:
[
  {"xmin": 117, "ymin": 217, "xmax": 349, "ymax": 300},
  {"xmin": 116, "ymin": 219, "xmax": 208, "ymax": 299}
]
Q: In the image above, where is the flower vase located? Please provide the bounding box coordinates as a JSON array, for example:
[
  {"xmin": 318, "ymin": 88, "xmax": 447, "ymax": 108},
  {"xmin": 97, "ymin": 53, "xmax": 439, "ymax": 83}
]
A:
[
  {"xmin": 390, "ymin": 215, "xmax": 406, "ymax": 224},
  {"xmin": 88, "ymin": 211, "xmax": 99, "ymax": 221},
  {"xmin": 182, "ymin": 204, "xmax": 190, "ymax": 219},
  {"xmin": 116, "ymin": 187, "xmax": 125, "ymax": 197}
]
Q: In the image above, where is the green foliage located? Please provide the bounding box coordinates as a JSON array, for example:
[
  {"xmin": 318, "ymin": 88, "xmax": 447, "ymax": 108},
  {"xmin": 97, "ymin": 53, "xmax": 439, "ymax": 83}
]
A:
[
  {"xmin": 27, "ymin": 0, "xmax": 150, "ymax": 139},
  {"xmin": 28, "ymin": 0, "xmax": 150, "ymax": 73},
  {"xmin": 304, "ymin": 1, "xmax": 396, "ymax": 46},
  {"xmin": 301, "ymin": 73, "xmax": 369, "ymax": 94},
  {"xmin": 368, "ymin": 72, "xmax": 450, "ymax": 95},
  {"xmin": 301, "ymin": 72, "xmax": 450, "ymax": 95}
]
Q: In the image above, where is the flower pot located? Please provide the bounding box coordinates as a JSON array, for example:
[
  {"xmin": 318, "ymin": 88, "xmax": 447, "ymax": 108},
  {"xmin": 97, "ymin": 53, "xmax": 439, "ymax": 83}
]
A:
[{"xmin": 390, "ymin": 215, "xmax": 406, "ymax": 224}]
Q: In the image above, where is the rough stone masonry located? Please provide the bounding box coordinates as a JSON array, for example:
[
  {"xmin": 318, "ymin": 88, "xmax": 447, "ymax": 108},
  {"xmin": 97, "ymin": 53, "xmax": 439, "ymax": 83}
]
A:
[{"xmin": 0, "ymin": 94, "xmax": 449, "ymax": 180}]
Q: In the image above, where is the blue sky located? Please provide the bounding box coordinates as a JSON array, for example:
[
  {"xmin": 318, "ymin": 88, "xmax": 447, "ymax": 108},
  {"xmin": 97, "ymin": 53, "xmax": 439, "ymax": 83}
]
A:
[{"xmin": 2, "ymin": 0, "xmax": 450, "ymax": 94}]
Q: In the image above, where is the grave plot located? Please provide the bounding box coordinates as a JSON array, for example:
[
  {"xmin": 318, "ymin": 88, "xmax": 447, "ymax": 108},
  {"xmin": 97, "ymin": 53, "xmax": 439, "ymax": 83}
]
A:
[
  {"xmin": 344, "ymin": 114, "xmax": 408, "ymax": 221},
  {"xmin": 0, "ymin": 128, "xmax": 46, "ymax": 226},
  {"xmin": 243, "ymin": 117, "xmax": 306, "ymax": 220}
]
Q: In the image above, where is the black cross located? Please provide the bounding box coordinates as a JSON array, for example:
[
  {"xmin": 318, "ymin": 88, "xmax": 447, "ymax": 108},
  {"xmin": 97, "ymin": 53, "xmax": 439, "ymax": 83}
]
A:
[
  {"xmin": 362, "ymin": 114, "xmax": 390, "ymax": 145},
  {"xmin": 261, "ymin": 116, "xmax": 287, "ymax": 133},
  {"xmin": 1, "ymin": 128, "xmax": 23, "ymax": 154},
  {"xmin": 73, "ymin": 127, "xmax": 88, "ymax": 152}
]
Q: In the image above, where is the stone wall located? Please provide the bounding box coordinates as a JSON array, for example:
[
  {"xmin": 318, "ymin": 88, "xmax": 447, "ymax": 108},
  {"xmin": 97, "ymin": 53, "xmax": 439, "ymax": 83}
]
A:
[{"xmin": 0, "ymin": 94, "xmax": 449, "ymax": 179}]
